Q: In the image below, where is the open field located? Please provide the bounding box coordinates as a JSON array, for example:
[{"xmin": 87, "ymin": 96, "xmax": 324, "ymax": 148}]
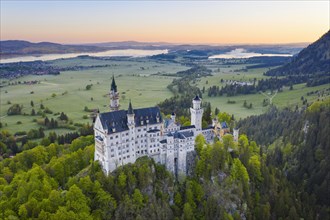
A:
[
  {"xmin": 1, "ymin": 56, "xmax": 329, "ymax": 134},
  {"xmin": 195, "ymin": 66, "xmax": 330, "ymax": 119},
  {"xmin": 199, "ymin": 83, "xmax": 330, "ymax": 119},
  {"xmin": 48, "ymin": 57, "xmax": 186, "ymax": 74},
  {"xmin": 195, "ymin": 66, "xmax": 270, "ymax": 87},
  {"xmin": 0, "ymin": 58, "xmax": 187, "ymax": 133}
]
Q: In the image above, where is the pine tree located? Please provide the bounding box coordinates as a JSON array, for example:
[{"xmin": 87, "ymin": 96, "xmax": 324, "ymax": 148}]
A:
[
  {"xmin": 203, "ymin": 102, "xmax": 212, "ymax": 124},
  {"xmin": 44, "ymin": 117, "xmax": 50, "ymax": 127},
  {"xmin": 50, "ymin": 118, "xmax": 55, "ymax": 128},
  {"xmin": 215, "ymin": 107, "xmax": 219, "ymax": 116},
  {"xmin": 243, "ymin": 100, "xmax": 247, "ymax": 108}
]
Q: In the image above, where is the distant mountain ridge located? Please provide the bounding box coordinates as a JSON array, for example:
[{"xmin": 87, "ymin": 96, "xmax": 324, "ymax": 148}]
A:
[
  {"xmin": 266, "ymin": 30, "xmax": 330, "ymax": 76},
  {"xmin": 87, "ymin": 41, "xmax": 307, "ymax": 54},
  {"xmin": 1, "ymin": 39, "xmax": 307, "ymax": 59},
  {"xmin": 0, "ymin": 40, "xmax": 107, "ymax": 58},
  {"xmin": 85, "ymin": 41, "xmax": 172, "ymax": 47}
]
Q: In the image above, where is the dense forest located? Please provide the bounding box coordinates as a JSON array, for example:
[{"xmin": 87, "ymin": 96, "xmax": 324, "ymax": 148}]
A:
[
  {"xmin": 265, "ymin": 30, "xmax": 330, "ymax": 87},
  {"xmin": 238, "ymin": 99, "xmax": 330, "ymax": 219},
  {"xmin": 0, "ymin": 99, "xmax": 329, "ymax": 219},
  {"xmin": 158, "ymin": 66, "xmax": 206, "ymax": 116}
]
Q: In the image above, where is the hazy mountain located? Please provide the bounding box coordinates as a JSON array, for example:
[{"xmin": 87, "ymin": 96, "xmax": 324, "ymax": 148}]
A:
[
  {"xmin": 266, "ymin": 30, "xmax": 330, "ymax": 76},
  {"xmin": 87, "ymin": 41, "xmax": 306, "ymax": 54},
  {"xmin": 0, "ymin": 40, "xmax": 307, "ymax": 59},
  {"xmin": 85, "ymin": 41, "xmax": 172, "ymax": 47},
  {"xmin": 0, "ymin": 40, "xmax": 107, "ymax": 58}
]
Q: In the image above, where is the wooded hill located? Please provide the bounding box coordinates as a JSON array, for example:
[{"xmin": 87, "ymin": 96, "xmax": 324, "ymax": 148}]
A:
[
  {"xmin": 0, "ymin": 99, "xmax": 329, "ymax": 219},
  {"xmin": 266, "ymin": 30, "xmax": 330, "ymax": 86},
  {"xmin": 238, "ymin": 99, "xmax": 330, "ymax": 219},
  {"xmin": 0, "ymin": 40, "xmax": 106, "ymax": 58}
]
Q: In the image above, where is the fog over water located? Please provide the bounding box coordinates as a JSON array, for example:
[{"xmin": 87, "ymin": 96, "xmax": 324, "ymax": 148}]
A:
[
  {"xmin": 0, "ymin": 49, "xmax": 169, "ymax": 63},
  {"xmin": 209, "ymin": 48, "xmax": 292, "ymax": 59}
]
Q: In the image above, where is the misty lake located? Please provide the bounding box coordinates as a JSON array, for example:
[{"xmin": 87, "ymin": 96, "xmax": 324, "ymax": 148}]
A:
[
  {"xmin": 0, "ymin": 49, "xmax": 169, "ymax": 63},
  {"xmin": 209, "ymin": 48, "xmax": 292, "ymax": 59}
]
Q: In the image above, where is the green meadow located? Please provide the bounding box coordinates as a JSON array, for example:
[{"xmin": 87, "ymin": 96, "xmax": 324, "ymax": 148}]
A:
[
  {"xmin": 199, "ymin": 83, "xmax": 330, "ymax": 119},
  {"xmin": 195, "ymin": 65, "xmax": 330, "ymax": 119},
  {"xmin": 1, "ymin": 57, "xmax": 329, "ymax": 134},
  {"xmin": 0, "ymin": 58, "xmax": 186, "ymax": 133}
]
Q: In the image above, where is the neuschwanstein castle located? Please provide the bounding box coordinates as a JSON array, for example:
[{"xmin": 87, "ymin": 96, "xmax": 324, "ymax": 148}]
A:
[{"xmin": 94, "ymin": 77, "xmax": 239, "ymax": 175}]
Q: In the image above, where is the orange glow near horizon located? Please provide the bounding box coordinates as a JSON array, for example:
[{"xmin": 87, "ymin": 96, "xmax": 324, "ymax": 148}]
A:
[{"xmin": 1, "ymin": 1, "xmax": 329, "ymax": 44}]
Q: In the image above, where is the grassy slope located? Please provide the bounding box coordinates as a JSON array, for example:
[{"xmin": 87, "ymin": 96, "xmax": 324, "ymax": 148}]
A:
[
  {"xmin": 1, "ymin": 57, "xmax": 329, "ymax": 133},
  {"xmin": 195, "ymin": 65, "xmax": 330, "ymax": 119},
  {"xmin": 0, "ymin": 58, "xmax": 187, "ymax": 133}
]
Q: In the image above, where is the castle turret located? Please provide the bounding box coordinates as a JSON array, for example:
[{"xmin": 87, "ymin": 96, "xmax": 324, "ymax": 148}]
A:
[
  {"xmin": 212, "ymin": 117, "xmax": 218, "ymax": 127},
  {"xmin": 190, "ymin": 95, "xmax": 203, "ymax": 131},
  {"xmin": 127, "ymin": 100, "xmax": 135, "ymax": 126},
  {"xmin": 110, "ymin": 76, "xmax": 119, "ymax": 111},
  {"xmin": 127, "ymin": 100, "xmax": 136, "ymax": 164},
  {"xmin": 171, "ymin": 112, "xmax": 176, "ymax": 122},
  {"xmin": 233, "ymin": 128, "xmax": 239, "ymax": 142}
]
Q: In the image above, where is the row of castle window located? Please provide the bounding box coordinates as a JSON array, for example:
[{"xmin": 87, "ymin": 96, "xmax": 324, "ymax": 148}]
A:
[
  {"xmin": 136, "ymin": 150, "xmax": 148, "ymax": 154},
  {"xmin": 137, "ymin": 126, "xmax": 159, "ymax": 132},
  {"xmin": 149, "ymin": 144, "xmax": 159, "ymax": 148},
  {"xmin": 118, "ymin": 149, "xmax": 130, "ymax": 155},
  {"xmin": 136, "ymin": 133, "xmax": 160, "ymax": 138},
  {"xmin": 112, "ymin": 148, "xmax": 137, "ymax": 157},
  {"xmin": 137, "ymin": 145, "xmax": 147, "ymax": 149},
  {"xmin": 167, "ymin": 127, "xmax": 179, "ymax": 132},
  {"xmin": 118, "ymin": 154, "xmax": 133, "ymax": 160},
  {"xmin": 108, "ymin": 126, "xmax": 160, "ymax": 140},
  {"xmin": 150, "ymin": 149, "xmax": 160, "ymax": 154}
]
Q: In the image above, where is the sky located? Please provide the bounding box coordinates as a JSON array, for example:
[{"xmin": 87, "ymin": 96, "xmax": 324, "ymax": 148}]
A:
[{"xmin": 1, "ymin": 1, "xmax": 329, "ymax": 44}]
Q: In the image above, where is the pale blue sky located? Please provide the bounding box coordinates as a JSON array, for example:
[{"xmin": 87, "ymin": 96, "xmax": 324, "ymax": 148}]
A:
[{"xmin": 1, "ymin": 1, "xmax": 329, "ymax": 44}]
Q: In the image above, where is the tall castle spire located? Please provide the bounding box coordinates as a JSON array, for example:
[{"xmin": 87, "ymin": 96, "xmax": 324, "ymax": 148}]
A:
[
  {"xmin": 128, "ymin": 99, "xmax": 134, "ymax": 115},
  {"xmin": 127, "ymin": 100, "xmax": 135, "ymax": 127},
  {"xmin": 109, "ymin": 75, "xmax": 119, "ymax": 111},
  {"xmin": 111, "ymin": 75, "xmax": 117, "ymax": 92}
]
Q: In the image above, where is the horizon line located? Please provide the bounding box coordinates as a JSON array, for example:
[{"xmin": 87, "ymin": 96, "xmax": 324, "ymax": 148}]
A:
[{"xmin": 0, "ymin": 39, "xmax": 312, "ymax": 46}]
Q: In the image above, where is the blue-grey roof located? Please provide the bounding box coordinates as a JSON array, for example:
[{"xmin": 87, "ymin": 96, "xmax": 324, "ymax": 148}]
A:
[
  {"xmin": 167, "ymin": 133, "xmax": 173, "ymax": 137},
  {"xmin": 160, "ymin": 139, "xmax": 167, "ymax": 144},
  {"xmin": 147, "ymin": 129, "xmax": 160, "ymax": 133},
  {"xmin": 173, "ymin": 132, "xmax": 184, "ymax": 139},
  {"xmin": 221, "ymin": 122, "xmax": 228, "ymax": 129},
  {"xmin": 180, "ymin": 125, "xmax": 195, "ymax": 130},
  {"xmin": 164, "ymin": 118, "xmax": 180, "ymax": 128},
  {"xmin": 202, "ymin": 125, "xmax": 214, "ymax": 130},
  {"xmin": 193, "ymin": 95, "xmax": 201, "ymax": 101},
  {"xmin": 99, "ymin": 107, "xmax": 162, "ymax": 134},
  {"xmin": 180, "ymin": 130, "xmax": 194, "ymax": 138},
  {"xmin": 167, "ymin": 130, "xmax": 194, "ymax": 139}
]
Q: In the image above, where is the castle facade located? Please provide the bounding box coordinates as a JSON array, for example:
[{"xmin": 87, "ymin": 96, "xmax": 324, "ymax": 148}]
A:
[{"xmin": 94, "ymin": 77, "xmax": 238, "ymax": 175}]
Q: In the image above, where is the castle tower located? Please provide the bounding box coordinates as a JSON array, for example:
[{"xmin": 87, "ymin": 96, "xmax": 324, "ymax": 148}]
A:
[
  {"xmin": 127, "ymin": 100, "xmax": 135, "ymax": 126},
  {"xmin": 190, "ymin": 95, "xmax": 203, "ymax": 131},
  {"xmin": 171, "ymin": 112, "xmax": 176, "ymax": 122},
  {"xmin": 110, "ymin": 76, "xmax": 119, "ymax": 111},
  {"xmin": 233, "ymin": 128, "xmax": 239, "ymax": 142},
  {"xmin": 212, "ymin": 117, "xmax": 218, "ymax": 127},
  {"xmin": 127, "ymin": 100, "xmax": 136, "ymax": 164}
]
